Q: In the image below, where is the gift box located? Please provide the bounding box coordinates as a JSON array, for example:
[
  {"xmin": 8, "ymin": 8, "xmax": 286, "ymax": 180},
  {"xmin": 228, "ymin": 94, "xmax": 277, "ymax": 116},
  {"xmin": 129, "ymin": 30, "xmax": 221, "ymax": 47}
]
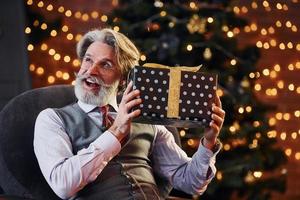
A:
[{"xmin": 128, "ymin": 64, "xmax": 218, "ymax": 128}]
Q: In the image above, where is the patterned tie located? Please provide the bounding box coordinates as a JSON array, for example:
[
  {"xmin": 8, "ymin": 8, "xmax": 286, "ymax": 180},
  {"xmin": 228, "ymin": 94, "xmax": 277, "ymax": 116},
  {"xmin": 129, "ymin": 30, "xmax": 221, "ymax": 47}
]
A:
[{"xmin": 99, "ymin": 105, "xmax": 114, "ymax": 128}]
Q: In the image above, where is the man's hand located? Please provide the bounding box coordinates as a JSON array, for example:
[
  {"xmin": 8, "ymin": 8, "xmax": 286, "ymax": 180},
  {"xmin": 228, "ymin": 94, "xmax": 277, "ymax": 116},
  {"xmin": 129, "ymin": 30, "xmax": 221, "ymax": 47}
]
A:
[
  {"xmin": 109, "ymin": 81, "xmax": 142, "ymax": 143},
  {"xmin": 203, "ymin": 95, "xmax": 225, "ymax": 150}
]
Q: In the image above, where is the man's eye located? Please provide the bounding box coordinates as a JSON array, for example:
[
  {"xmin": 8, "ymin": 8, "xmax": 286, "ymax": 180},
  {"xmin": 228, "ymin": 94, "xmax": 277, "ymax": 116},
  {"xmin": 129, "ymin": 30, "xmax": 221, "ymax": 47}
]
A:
[
  {"xmin": 102, "ymin": 62, "xmax": 113, "ymax": 69},
  {"xmin": 84, "ymin": 57, "xmax": 92, "ymax": 62}
]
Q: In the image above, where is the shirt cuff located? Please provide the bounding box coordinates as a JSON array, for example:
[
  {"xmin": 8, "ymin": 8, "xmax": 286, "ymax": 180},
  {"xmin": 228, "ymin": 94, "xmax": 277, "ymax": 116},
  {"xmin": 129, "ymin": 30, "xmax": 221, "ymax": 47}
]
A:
[
  {"xmin": 197, "ymin": 138, "xmax": 222, "ymax": 160},
  {"xmin": 92, "ymin": 131, "xmax": 121, "ymax": 158}
]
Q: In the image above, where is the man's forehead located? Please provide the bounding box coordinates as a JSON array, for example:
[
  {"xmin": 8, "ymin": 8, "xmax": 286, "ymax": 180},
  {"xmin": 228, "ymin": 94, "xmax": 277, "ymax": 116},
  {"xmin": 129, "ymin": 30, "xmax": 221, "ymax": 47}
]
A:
[{"xmin": 85, "ymin": 42, "xmax": 115, "ymax": 56}]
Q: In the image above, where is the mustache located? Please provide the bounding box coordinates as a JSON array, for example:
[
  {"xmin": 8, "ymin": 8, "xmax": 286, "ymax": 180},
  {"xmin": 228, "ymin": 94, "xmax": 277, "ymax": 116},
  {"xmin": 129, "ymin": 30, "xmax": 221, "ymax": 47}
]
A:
[{"xmin": 75, "ymin": 73, "xmax": 110, "ymax": 87}]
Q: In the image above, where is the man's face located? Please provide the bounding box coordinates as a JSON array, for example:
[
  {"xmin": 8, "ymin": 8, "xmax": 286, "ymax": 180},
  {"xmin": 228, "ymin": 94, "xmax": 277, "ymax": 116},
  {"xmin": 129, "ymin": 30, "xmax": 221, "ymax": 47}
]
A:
[{"xmin": 74, "ymin": 41, "xmax": 121, "ymax": 106}]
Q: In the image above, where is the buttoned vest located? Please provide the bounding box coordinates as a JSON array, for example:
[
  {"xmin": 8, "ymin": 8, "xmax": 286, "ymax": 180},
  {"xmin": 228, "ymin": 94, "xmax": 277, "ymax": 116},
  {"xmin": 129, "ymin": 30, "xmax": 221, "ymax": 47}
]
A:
[{"xmin": 54, "ymin": 103, "xmax": 171, "ymax": 200}]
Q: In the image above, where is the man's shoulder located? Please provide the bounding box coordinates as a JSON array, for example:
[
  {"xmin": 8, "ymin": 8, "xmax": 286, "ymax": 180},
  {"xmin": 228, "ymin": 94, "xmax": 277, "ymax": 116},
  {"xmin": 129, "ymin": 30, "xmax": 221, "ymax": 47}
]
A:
[{"xmin": 36, "ymin": 102, "xmax": 77, "ymax": 122}]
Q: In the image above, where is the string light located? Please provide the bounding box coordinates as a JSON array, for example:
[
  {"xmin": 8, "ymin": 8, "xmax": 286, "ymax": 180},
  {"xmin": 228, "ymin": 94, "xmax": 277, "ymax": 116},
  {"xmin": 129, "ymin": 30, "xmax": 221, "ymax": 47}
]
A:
[
  {"xmin": 50, "ymin": 30, "xmax": 57, "ymax": 37},
  {"xmin": 186, "ymin": 44, "xmax": 193, "ymax": 51},
  {"xmin": 216, "ymin": 171, "xmax": 223, "ymax": 180},
  {"xmin": 25, "ymin": 27, "xmax": 31, "ymax": 34},
  {"xmin": 36, "ymin": 67, "xmax": 44, "ymax": 75},
  {"xmin": 26, "ymin": 0, "xmax": 300, "ymax": 162},
  {"xmin": 29, "ymin": 64, "xmax": 35, "ymax": 71},
  {"xmin": 179, "ymin": 130, "xmax": 186, "ymax": 137},
  {"xmin": 27, "ymin": 44, "xmax": 34, "ymax": 51},
  {"xmin": 47, "ymin": 76, "xmax": 55, "ymax": 84},
  {"xmin": 140, "ymin": 54, "xmax": 146, "ymax": 61}
]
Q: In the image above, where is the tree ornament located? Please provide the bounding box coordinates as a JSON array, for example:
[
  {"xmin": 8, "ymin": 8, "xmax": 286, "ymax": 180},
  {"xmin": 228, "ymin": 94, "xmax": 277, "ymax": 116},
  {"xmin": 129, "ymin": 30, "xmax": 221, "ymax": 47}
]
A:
[
  {"xmin": 203, "ymin": 47, "xmax": 212, "ymax": 60},
  {"xmin": 187, "ymin": 14, "xmax": 207, "ymax": 34},
  {"xmin": 146, "ymin": 22, "xmax": 160, "ymax": 32}
]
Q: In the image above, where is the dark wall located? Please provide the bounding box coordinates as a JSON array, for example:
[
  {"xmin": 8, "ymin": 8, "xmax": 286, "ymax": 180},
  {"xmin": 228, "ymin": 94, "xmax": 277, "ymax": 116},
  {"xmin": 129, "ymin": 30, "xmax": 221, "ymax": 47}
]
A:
[{"xmin": 0, "ymin": 0, "xmax": 31, "ymax": 110}]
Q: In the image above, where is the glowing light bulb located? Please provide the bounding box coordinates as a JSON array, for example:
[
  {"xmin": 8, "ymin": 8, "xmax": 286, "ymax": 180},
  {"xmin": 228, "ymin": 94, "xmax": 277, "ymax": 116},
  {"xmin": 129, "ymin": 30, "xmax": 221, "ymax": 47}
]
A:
[
  {"xmin": 295, "ymin": 152, "xmax": 300, "ymax": 160},
  {"xmin": 187, "ymin": 44, "xmax": 193, "ymax": 51},
  {"xmin": 101, "ymin": 15, "xmax": 108, "ymax": 22},
  {"xmin": 41, "ymin": 23, "xmax": 47, "ymax": 30},
  {"xmin": 64, "ymin": 56, "xmax": 71, "ymax": 63},
  {"xmin": 65, "ymin": 10, "xmax": 72, "ymax": 17},
  {"xmin": 58, "ymin": 6, "xmax": 65, "ymax": 13},
  {"xmin": 227, "ymin": 31, "xmax": 234, "ymax": 37},
  {"xmin": 48, "ymin": 49, "xmax": 55, "ymax": 55},
  {"xmin": 253, "ymin": 171, "xmax": 262, "ymax": 178},
  {"xmin": 223, "ymin": 144, "xmax": 230, "ymax": 151},
  {"xmin": 285, "ymin": 148, "xmax": 292, "ymax": 156},
  {"xmin": 62, "ymin": 25, "xmax": 68, "ymax": 32},
  {"xmin": 25, "ymin": 27, "xmax": 31, "ymax": 34},
  {"xmin": 238, "ymin": 107, "xmax": 244, "ymax": 114},
  {"xmin": 187, "ymin": 139, "xmax": 195, "ymax": 146},
  {"xmin": 27, "ymin": 44, "xmax": 34, "ymax": 51},
  {"xmin": 160, "ymin": 11, "xmax": 167, "ymax": 17},
  {"xmin": 207, "ymin": 17, "xmax": 214, "ymax": 23},
  {"xmin": 67, "ymin": 33, "xmax": 74, "ymax": 40},
  {"xmin": 62, "ymin": 72, "xmax": 70, "ymax": 80},
  {"xmin": 230, "ymin": 59, "xmax": 237, "ymax": 65},
  {"xmin": 72, "ymin": 59, "xmax": 81, "ymax": 67},
  {"xmin": 140, "ymin": 54, "xmax": 146, "ymax": 61},
  {"xmin": 40, "ymin": 43, "xmax": 48, "ymax": 51},
  {"xmin": 274, "ymin": 64, "xmax": 281, "ymax": 71},
  {"xmin": 216, "ymin": 171, "xmax": 223, "ymax": 180},
  {"xmin": 113, "ymin": 26, "xmax": 120, "ymax": 32},
  {"xmin": 48, "ymin": 76, "xmax": 55, "ymax": 84},
  {"xmin": 91, "ymin": 11, "xmax": 99, "ymax": 19},
  {"xmin": 54, "ymin": 53, "xmax": 61, "ymax": 61},
  {"xmin": 280, "ymin": 132, "xmax": 287, "ymax": 140},
  {"xmin": 46, "ymin": 4, "xmax": 53, "ymax": 11},
  {"xmin": 36, "ymin": 67, "xmax": 44, "ymax": 75},
  {"xmin": 37, "ymin": 1, "xmax": 44, "ymax": 8},
  {"xmin": 56, "ymin": 71, "xmax": 63, "ymax": 78},
  {"xmin": 29, "ymin": 64, "xmax": 35, "ymax": 71},
  {"xmin": 82, "ymin": 13, "xmax": 89, "ymax": 21},
  {"xmin": 179, "ymin": 130, "xmax": 186, "ymax": 137},
  {"xmin": 254, "ymin": 83, "xmax": 261, "ymax": 91},
  {"xmin": 269, "ymin": 117, "xmax": 276, "ymax": 125},
  {"xmin": 50, "ymin": 30, "xmax": 57, "ymax": 37},
  {"xmin": 277, "ymin": 80, "xmax": 284, "ymax": 89}
]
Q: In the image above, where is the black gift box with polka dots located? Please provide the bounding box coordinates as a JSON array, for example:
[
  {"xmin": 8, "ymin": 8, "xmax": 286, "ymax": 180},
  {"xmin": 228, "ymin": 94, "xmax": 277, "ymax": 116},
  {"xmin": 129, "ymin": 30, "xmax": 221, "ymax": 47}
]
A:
[{"xmin": 128, "ymin": 66, "xmax": 218, "ymax": 128}]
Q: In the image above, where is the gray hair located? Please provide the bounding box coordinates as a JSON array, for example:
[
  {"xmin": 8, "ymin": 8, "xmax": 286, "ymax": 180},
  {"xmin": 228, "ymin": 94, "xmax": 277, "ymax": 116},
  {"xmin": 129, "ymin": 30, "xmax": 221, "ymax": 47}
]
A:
[{"xmin": 76, "ymin": 28, "xmax": 140, "ymax": 77}]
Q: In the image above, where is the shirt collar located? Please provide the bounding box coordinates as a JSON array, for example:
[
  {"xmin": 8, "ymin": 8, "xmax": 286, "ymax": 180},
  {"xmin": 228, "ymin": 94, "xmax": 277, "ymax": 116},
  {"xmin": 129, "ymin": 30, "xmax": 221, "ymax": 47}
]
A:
[{"xmin": 77, "ymin": 96, "xmax": 119, "ymax": 113}]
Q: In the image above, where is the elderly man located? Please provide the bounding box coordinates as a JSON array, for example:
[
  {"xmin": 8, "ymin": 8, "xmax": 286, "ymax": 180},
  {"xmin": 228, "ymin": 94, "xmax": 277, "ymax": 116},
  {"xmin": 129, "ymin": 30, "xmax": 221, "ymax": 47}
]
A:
[{"xmin": 34, "ymin": 28, "xmax": 225, "ymax": 200}]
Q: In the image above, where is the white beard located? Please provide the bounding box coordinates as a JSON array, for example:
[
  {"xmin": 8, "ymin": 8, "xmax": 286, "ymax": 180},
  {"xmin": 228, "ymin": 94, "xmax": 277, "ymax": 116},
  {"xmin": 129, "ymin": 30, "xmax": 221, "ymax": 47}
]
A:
[{"xmin": 74, "ymin": 74, "xmax": 119, "ymax": 106}]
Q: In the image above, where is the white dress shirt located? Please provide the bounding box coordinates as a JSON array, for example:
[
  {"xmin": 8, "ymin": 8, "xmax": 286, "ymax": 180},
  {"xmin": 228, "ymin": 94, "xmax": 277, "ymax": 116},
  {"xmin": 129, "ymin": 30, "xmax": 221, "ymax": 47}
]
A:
[{"xmin": 34, "ymin": 100, "xmax": 221, "ymax": 199}]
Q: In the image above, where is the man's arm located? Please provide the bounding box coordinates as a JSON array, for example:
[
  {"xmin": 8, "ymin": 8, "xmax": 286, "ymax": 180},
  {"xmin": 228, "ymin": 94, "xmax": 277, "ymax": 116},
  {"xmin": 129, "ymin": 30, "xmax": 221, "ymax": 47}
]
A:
[
  {"xmin": 151, "ymin": 125, "xmax": 221, "ymax": 195},
  {"xmin": 33, "ymin": 108, "xmax": 121, "ymax": 199},
  {"xmin": 151, "ymin": 95, "xmax": 225, "ymax": 195}
]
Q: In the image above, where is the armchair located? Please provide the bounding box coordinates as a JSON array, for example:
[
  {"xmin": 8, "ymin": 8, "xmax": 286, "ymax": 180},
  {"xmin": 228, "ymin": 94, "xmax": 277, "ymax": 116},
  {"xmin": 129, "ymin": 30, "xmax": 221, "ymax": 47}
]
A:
[{"xmin": 0, "ymin": 85, "xmax": 183, "ymax": 200}]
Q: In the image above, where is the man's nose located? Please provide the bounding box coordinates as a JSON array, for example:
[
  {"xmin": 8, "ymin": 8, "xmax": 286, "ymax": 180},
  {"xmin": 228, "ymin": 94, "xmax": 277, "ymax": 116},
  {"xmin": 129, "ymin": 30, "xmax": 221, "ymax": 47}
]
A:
[{"xmin": 86, "ymin": 64, "xmax": 100, "ymax": 75}]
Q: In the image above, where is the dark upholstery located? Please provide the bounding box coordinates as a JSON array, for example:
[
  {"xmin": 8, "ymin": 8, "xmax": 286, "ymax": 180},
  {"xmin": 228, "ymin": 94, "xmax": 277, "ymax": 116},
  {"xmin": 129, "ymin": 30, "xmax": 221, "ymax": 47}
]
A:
[
  {"xmin": 0, "ymin": 85, "xmax": 76, "ymax": 200},
  {"xmin": 0, "ymin": 84, "xmax": 181, "ymax": 200}
]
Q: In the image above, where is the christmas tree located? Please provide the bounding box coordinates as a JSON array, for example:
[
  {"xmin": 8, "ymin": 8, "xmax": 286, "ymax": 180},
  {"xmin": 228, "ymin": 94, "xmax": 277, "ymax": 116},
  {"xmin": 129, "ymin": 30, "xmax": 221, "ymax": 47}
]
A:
[{"xmin": 107, "ymin": 0, "xmax": 287, "ymax": 199}]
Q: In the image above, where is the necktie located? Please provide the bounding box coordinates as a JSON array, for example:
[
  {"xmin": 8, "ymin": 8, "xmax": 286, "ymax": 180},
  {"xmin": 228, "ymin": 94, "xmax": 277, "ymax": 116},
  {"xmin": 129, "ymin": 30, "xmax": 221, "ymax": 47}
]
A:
[{"xmin": 99, "ymin": 105, "xmax": 114, "ymax": 128}]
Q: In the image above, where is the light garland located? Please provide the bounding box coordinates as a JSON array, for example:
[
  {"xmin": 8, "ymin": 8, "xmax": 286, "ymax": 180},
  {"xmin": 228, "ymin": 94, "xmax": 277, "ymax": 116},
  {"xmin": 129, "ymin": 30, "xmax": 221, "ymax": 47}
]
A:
[
  {"xmin": 27, "ymin": 0, "xmax": 110, "ymax": 23},
  {"xmin": 234, "ymin": 1, "xmax": 300, "ymax": 161}
]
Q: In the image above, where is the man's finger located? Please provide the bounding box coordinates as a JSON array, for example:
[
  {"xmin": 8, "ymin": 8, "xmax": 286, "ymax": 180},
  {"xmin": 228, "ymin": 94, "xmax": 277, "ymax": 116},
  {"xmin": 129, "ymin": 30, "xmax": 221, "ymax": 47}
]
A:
[
  {"xmin": 211, "ymin": 114, "xmax": 223, "ymax": 127},
  {"xmin": 122, "ymin": 89, "xmax": 140, "ymax": 103},
  {"xmin": 212, "ymin": 106, "xmax": 225, "ymax": 119},
  {"xmin": 215, "ymin": 94, "xmax": 222, "ymax": 108},
  {"xmin": 123, "ymin": 81, "xmax": 133, "ymax": 95},
  {"xmin": 128, "ymin": 109, "xmax": 141, "ymax": 119},
  {"xmin": 126, "ymin": 98, "xmax": 142, "ymax": 111}
]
